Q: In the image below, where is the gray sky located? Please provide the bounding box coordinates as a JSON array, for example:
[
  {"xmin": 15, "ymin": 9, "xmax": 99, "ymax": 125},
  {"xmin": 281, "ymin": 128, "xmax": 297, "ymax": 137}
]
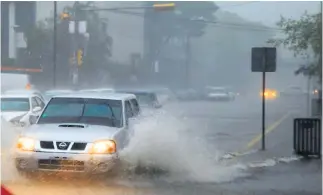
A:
[
  {"xmin": 216, "ymin": 1, "xmax": 321, "ymax": 27},
  {"xmin": 215, "ymin": 1, "xmax": 321, "ymax": 59}
]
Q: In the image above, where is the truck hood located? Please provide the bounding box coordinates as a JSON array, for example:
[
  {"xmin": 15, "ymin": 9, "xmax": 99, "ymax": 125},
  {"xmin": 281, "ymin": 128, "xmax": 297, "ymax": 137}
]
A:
[{"xmin": 22, "ymin": 124, "xmax": 119, "ymax": 142}]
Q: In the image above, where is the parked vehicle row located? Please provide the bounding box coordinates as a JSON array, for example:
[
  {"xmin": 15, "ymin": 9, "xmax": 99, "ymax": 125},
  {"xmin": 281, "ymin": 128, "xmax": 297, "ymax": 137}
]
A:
[
  {"xmin": 174, "ymin": 86, "xmax": 237, "ymax": 102},
  {"xmin": 1, "ymin": 86, "xmax": 236, "ymax": 129}
]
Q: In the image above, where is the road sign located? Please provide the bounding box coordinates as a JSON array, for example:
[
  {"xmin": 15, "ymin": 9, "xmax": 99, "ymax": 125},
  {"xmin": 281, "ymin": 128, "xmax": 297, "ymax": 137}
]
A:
[
  {"xmin": 251, "ymin": 47, "xmax": 276, "ymax": 72},
  {"xmin": 251, "ymin": 47, "xmax": 277, "ymax": 151}
]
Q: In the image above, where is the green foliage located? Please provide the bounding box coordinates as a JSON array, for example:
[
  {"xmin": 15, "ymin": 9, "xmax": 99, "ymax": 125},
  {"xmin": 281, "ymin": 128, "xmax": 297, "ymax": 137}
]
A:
[{"xmin": 268, "ymin": 12, "xmax": 322, "ymax": 80}]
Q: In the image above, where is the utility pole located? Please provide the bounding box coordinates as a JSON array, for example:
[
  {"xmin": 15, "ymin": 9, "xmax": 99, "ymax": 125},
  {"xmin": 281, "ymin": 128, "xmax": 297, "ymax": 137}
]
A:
[
  {"xmin": 78, "ymin": 3, "xmax": 175, "ymax": 86},
  {"xmin": 320, "ymin": 0, "xmax": 322, "ymax": 87},
  {"xmin": 53, "ymin": 1, "xmax": 57, "ymax": 88},
  {"xmin": 68, "ymin": 2, "xmax": 80, "ymax": 89},
  {"xmin": 185, "ymin": 34, "xmax": 191, "ymax": 89}
]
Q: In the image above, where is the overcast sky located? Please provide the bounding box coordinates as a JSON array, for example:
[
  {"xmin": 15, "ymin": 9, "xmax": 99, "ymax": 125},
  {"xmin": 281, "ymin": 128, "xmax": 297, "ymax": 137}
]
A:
[{"xmin": 216, "ymin": 1, "xmax": 321, "ymax": 27}]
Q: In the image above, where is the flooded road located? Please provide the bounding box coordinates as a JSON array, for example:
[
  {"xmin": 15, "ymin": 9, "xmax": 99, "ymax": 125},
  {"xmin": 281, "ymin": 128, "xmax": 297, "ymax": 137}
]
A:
[{"xmin": 2, "ymin": 97, "xmax": 320, "ymax": 195}]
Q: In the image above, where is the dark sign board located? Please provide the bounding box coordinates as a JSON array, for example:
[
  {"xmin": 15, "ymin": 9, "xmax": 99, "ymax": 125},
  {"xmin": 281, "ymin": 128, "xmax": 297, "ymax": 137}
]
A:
[{"xmin": 251, "ymin": 47, "xmax": 277, "ymax": 72}]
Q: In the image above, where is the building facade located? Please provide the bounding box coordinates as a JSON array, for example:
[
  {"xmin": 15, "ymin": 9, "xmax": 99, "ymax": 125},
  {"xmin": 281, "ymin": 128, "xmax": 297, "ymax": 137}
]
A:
[{"xmin": 1, "ymin": 1, "xmax": 36, "ymax": 67}]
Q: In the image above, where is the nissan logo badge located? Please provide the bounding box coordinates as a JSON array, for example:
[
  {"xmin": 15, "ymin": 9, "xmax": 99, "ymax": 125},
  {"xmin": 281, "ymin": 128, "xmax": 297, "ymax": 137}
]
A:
[{"xmin": 58, "ymin": 142, "xmax": 67, "ymax": 149}]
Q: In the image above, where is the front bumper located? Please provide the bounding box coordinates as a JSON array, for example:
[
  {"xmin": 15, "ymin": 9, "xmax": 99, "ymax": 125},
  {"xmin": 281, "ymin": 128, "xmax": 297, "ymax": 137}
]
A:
[{"xmin": 15, "ymin": 151, "xmax": 118, "ymax": 174}]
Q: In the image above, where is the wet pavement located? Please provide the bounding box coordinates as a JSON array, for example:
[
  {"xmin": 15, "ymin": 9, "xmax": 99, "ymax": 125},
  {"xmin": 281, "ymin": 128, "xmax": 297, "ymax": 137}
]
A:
[{"xmin": 1, "ymin": 95, "xmax": 321, "ymax": 195}]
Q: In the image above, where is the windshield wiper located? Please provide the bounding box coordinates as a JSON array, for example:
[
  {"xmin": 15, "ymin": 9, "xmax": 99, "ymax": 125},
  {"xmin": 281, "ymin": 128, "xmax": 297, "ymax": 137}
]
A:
[
  {"xmin": 75, "ymin": 101, "xmax": 86, "ymax": 124},
  {"xmin": 106, "ymin": 104, "xmax": 117, "ymax": 127}
]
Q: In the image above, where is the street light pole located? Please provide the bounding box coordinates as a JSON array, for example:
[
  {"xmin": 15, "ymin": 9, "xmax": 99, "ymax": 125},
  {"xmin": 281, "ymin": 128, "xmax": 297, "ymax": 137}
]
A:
[
  {"xmin": 185, "ymin": 34, "xmax": 191, "ymax": 89},
  {"xmin": 53, "ymin": 1, "xmax": 57, "ymax": 88}
]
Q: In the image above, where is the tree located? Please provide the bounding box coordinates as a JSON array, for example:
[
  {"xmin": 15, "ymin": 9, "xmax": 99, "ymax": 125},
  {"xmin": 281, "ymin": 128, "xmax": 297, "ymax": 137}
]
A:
[
  {"xmin": 25, "ymin": 2, "xmax": 113, "ymax": 89},
  {"xmin": 268, "ymin": 12, "xmax": 322, "ymax": 82},
  {"xmin": 191, "ymin": 9, "xmax": 275, "ymax": 90},
  {"xmin": 143, "ymin": 1, "xmax": 218, "ymax": 87}
]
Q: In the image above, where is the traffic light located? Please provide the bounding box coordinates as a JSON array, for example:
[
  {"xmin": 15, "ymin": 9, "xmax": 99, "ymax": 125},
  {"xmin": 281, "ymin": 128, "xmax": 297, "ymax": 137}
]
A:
[
  {"xmin": 77, "ymin": 49, "xmax": 83, "ymax": 66},
  {"xmin": 153, "ymin": 3, "xmax": 175, "ymax": 11},
  {"xmin": 60, "ymin": 12, "xmax": 70, "ymax": 20}
]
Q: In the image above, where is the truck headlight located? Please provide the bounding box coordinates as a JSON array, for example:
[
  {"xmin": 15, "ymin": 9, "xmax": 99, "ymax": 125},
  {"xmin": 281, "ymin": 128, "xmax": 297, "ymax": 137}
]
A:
[
  {"xmin": 89, "ymin": 140, "xmax": 116, "ymax": 154},
  {"xmin": 16, "ymin": 137, "xmax": 35, "ymax": 151}
]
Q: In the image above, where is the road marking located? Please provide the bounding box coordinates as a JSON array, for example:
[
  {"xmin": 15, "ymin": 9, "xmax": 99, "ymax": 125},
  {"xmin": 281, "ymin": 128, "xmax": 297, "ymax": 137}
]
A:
[
  {"xmin": 222, "ymin": 112, "xmax": 291, "ymax": 160},
  {"xmin": 245, "ymin": 112, "xmax": 290, "ymax": 150}
]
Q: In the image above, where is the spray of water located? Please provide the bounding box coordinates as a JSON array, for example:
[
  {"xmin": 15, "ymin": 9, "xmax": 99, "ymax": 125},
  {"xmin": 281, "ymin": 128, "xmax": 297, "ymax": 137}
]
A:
[
  {"xmin": 1, "ymin": 118, "xmax": 25, "ymax": 182},
  {"xmin": 0, "ymin": 108, "xmax": 246, "ymax": 184},
  {"xmin": 119, "ymin": 108, "xmax": 246, "ymax": 183}
]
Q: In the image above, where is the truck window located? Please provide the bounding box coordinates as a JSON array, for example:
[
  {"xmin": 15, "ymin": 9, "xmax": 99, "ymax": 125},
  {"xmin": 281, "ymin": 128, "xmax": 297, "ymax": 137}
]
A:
[
  {"xmin": 130, "ymin": 98, "xmax": 140, "ymax": 116},
  {"xmin": 125, "ymin": 100, "xmax": 134, "ymax": 118}
]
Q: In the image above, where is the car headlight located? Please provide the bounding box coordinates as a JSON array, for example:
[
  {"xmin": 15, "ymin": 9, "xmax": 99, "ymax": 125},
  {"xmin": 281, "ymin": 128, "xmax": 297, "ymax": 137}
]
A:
[
  {"xmin": 16, "ymin": 137, "xmax": 35, "ymax": 151},
  {"xmin": 89, "ymin": 140, "xmax": 116, "ymax": 154}
]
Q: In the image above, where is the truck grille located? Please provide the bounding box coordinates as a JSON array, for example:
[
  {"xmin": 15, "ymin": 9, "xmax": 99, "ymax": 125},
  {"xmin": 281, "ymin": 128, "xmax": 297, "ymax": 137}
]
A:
[
  {"xmin": 71, "ymin": 143, "xmax": 87, "ymax": 150},
  {"xmin": 38, "ymin": 159, "xmax": 85, "ymax": 172},
  {"xmin": 40, "ymin": 141, "xmax": 54, "ymax": 149},
  {"xmin": 39, "ymin": 141, "xmax": 87, "ymax": 151}
]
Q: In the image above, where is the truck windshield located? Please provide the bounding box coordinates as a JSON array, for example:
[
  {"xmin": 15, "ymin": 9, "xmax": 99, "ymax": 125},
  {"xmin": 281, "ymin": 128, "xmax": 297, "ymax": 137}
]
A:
[{"xmin": 38, "ymin": 98, "xmax": 123, "ymax": 127}]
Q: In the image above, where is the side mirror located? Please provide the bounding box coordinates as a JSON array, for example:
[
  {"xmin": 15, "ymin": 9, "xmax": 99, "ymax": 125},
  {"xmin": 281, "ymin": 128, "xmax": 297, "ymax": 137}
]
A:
[
  {"xmin": 29, "ymin": 115, "xmax": 39, "ymax": 125},
  {"xmin": 32, "ymin": 106, "xmax": 42, "ymax": 113}
]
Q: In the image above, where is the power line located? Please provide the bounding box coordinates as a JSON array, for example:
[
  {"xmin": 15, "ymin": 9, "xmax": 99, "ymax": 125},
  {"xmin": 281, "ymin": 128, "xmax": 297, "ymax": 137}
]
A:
[
  {"xmin": 219, "ymin": 1, "xmax": 260, "ymax": 8},
  {"xmin": 104, "ymin": 9, "xmax": 282, "ymax": 32}
]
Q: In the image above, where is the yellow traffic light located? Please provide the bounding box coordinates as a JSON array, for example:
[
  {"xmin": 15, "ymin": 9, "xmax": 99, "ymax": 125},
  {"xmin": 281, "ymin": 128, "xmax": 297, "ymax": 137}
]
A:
[
  {"xmin": 153, "ymin": 3, "xmax": 175, "ymax": 11},
  {"xmin": 77, "ymin": 49, "xmax": 83, "ymax": 66},
  {"xmin": 60, "ymin": 12, "xmax": 70, "ymax": 20}
]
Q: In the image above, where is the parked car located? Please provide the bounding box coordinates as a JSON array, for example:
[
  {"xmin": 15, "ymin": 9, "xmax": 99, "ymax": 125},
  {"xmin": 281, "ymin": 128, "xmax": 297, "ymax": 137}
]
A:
[
  {"xmin": 204, "ymin": 86, "xmax": 235, "ymax": 101},
  {"xmin": 1, "ymin": 93, "xmax": 45, "ymax": 127},
  {"xmin": 116, "ymin": 89, "xmax": 162, "ymax": 109},
  {"xmin": 4, "ymin": 89, "xmax": 46, "ymax": 103}
]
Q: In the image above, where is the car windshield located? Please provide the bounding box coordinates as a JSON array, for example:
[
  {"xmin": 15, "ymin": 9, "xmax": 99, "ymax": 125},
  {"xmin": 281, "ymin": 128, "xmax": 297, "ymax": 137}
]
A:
[
  {"xmin": 37, "ymin": 98, "xmax": 123, "ymax": 127},
  {"xmin": 1, "ymin": 98, "xmax": 30, "ymax": 112}
]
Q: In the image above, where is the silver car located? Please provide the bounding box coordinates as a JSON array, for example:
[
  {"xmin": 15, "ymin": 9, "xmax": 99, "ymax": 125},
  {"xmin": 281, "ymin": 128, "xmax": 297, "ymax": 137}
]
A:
[
  {"xmin": 204, "ymin": 86, "xmax": 235, "ymax": 101},
  {"xmin": 14, "ymin": 92, "xmax": 140, "ymax": 176}
]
